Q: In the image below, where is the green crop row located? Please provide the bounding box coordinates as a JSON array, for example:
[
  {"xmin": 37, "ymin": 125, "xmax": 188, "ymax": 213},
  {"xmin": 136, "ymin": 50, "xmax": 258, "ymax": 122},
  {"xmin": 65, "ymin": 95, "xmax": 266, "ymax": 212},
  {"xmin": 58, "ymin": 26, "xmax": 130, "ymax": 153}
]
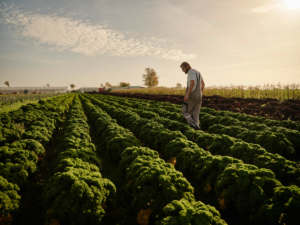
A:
[
  {"xmin": 83, "ymin": 93, "xmax": 300, "ymax": 224},
  {"xmin": 0, "ymin": 94, "xmax": 75, "ymax": 146},
  {"xmin": 80, "ymin": 94, "xmax": 227, "ymax": 225},
  {"xmin": 0, "ymin": 93, "xmax": 65, "ymax": 108},
  {"xmin": 96, "ymin": 94, "xmax": 300, "ymax": 158},
  {"xmin": 200, "ymin": 107, "xmax": 300, "ymax": 132},
  {"xmin": 0, "ymin": 94, "xmax": 74, "ymax": 218},
  {"xmin": 85, "ymin": 94, "xmax": 300, "ymax": 187},
  {"xmin": 104, "ymin": 93, "xmax": 300, "ymax": 131},
  {"xmin": 0, "ymin": 139, "xmax": 45, "ymax": 216},
  {"xmin": 43, "ymin": 95, "xmax": 115, "ymax": 225},
  {"xmin": 200, "ymin": 113, "xmax": 300, "ymax": 156}
]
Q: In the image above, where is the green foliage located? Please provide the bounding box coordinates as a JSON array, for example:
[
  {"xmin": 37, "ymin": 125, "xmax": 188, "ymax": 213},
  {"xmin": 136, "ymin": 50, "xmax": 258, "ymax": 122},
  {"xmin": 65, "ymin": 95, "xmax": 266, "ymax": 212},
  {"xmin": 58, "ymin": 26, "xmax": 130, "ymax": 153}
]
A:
[
  {"xmin": 0, "ymin": 123, "xmax": 23, "ymax": 144},
  {"xmin": 83, "ymin": 93, "xmax": 300, "ymax": 223},
  {"xmin": 201, "ymin": 107, "xmax": 300, "ymax": 132},
  {"xmin": 0, "ymin": 162, "xmax": 28, "ymax": 187},
  {"xmin": 42, "ymin": 95, "xmax": 116, "ymax": 225},
  {"xmin": 269, "ymin": 126, "xmax": 300, "ymax": 149},
  {"xmin": 43, "ymin": 167, "xmax": 116, "ymax": 225},
  {"xmin": 62, "ymin": 137, "xmax": 96, "ymax": 152},
  {"xmin": 55, "ymin": 158, "xmax": 100, "ymax": 173},
  {"xmin": 230, "ymin": 142, "xmax": 266, "ymax": 164},
  {"xmin": 82, "ymin": 94, "xmax": 228, "ymax": 223},
  {"xmin": 215, "ymin": 163, "xmax": 277, "ymax": 217},
  {"xmin": 157, "ymin": 198, "xmax": 227, "ymax": 225},
  {"xmin": 119, "ymin": 82, "xmax": 130, "ymax": 87},
  {"xmin": 0, "ymin": 93, "xmax": 65, "ymax": 108},
  {"xmin": 256, "ymin": 185, "xmax": 300, "ymax": 224},
  {"xmin": 162, "ymin": 138, "xmax": 199, "ymax": 159},
  {"xmin": 0, "ymin": 176, "xmax": 21, "ymax": 217},
  {"xmin": 81, "ymin": 95, "xmax": 141, "ymax": 163},
  {"xmin": 208, "ymin": 124, "xmax": 296, "ymax": 159},
  {"xmin": 21, "ymin": 117, "xmax": 56, "ymax": 143},
  {"xmin": 120, "ymin": 146, "xmax": 159, "ymax": 171},
  {"xmin": 0, "ymin": 112, "xmax": 11, "ymax": 124},
  {"xmin": 254, "ymin": 152, "xmax": 300, "ymax": 186},
  {"xmin": 254, "ymin": 131, "xmax": 295, "ymax": 158},
  {"xmin": 16, "ymin": 109, "xmax": 44, "ymax": 126},
  {"xmin": 0, "ymin": 147, "xmax": 37, "ymax": 174},
  {"xmin": 201, "ymin": 111, "xmax": 299, "ymax": 155},
  {"xmin": 0, "ymin": 94, "xmax": 74, "ymax": 218},
  {"xmin": 207, "ymin": 134, "xmax": 240, "ymax": 156},
  {"xmin": 125, "ymin": 155, "xmax": 194, "ymax": 219},
  {"xmin": 106, "ymin": 133, "xmax": 141, "ymax": 161}
]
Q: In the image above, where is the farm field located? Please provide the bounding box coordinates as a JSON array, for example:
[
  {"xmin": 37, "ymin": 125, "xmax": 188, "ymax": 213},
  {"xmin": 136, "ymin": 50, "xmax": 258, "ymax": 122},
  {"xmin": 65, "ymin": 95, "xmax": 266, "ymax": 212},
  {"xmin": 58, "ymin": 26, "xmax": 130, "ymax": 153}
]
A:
[
  {"xmin": 1, "ymin": 93, "xmax": 300, "ymax": 225},
  {"xmin": 106, "ymin": 92, "xmax": 300, "ymax": 121},
  {"xmin": 112, "ymin": 83, "xmax": 300, "ymax": 101},
  {"xmin": 0, "ymin": 93, "xmax": 65, "ymax": 113}
]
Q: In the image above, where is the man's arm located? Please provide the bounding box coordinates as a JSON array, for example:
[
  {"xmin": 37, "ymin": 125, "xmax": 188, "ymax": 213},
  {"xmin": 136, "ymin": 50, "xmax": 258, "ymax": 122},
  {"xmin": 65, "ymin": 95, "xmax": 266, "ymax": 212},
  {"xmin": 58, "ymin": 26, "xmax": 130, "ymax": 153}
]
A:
[
  {"xmin": 201, "ymin": 80, "xmax": 205, "ymax": 93},
  {"xmin": 184, "ymin": 80, "xmax": 195, "ymax": 101}
]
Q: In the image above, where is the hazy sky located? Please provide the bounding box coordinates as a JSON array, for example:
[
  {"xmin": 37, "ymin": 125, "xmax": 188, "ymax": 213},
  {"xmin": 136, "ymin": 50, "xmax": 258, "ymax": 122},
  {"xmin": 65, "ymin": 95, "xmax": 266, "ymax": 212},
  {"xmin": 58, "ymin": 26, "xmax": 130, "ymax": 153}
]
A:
[{"xmin": 0, "ymin": 0, "xmax": 299, "ymax": 89}]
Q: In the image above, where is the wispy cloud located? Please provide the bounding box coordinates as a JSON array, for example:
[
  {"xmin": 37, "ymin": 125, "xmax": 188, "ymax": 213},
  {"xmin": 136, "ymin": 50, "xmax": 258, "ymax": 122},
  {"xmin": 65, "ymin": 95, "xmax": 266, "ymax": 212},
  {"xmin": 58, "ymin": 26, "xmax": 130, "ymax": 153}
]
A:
[
  {"xmin": 250, "ymin": 3, "xmax": 286, "ymax": 13},
  {"xmin": 0, "ymin": 4, "xmax": 195, "ymax": 61}
]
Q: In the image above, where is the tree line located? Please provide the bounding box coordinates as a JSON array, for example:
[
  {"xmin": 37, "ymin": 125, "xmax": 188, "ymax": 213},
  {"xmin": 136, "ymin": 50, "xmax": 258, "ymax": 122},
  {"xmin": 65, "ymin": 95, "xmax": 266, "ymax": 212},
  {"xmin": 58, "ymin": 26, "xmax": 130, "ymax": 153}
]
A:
[
  {"xmin": 4, "ymin": 68, "xmax": 183, "ymax": 90},
  {"xmin": 100, "ymin": 68, "xmax": 160, "ymax": 88}
]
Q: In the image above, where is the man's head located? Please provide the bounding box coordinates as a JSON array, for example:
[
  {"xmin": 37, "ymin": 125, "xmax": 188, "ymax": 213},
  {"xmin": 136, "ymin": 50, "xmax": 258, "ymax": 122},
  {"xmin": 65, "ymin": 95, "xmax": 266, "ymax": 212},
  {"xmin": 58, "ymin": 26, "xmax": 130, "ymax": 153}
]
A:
[{"xmin": 180, "ymin": 62, "xmax": 191, "ymax": 74}]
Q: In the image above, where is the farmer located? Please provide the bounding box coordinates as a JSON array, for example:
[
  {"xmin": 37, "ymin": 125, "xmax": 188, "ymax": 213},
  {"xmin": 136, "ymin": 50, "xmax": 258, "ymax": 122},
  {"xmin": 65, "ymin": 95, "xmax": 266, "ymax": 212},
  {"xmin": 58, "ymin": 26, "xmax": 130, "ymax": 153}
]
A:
[{"xmin": 180, "ymin": 62, "xmax": 205, "ymax": 130}]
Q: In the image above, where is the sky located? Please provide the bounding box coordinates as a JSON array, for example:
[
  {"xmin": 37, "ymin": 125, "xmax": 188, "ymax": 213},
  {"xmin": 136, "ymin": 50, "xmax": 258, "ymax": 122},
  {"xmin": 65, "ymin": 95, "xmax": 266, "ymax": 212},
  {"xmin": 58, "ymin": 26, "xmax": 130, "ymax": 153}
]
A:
[{"xmin": 0, "ymin": 0, "xmax": 299, "ymax": 89}]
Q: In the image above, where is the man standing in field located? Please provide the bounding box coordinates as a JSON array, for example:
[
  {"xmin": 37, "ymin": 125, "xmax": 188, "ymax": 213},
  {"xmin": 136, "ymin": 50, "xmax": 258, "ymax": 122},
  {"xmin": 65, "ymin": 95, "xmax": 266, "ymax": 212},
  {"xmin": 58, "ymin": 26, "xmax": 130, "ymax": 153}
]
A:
[{"xmin": 180, "ymin": 62, "xmax": 205, "ymax": 130}]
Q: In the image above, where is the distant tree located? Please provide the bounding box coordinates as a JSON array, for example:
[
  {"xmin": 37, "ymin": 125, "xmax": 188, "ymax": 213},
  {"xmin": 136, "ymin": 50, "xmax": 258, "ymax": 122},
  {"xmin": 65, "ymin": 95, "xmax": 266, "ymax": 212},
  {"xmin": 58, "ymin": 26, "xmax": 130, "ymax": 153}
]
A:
[
  {"xmin": 119, "ymin": 82, "xmax": 130, "ymax": 87},
  {"xmin": 105, "ymin": 82, "xmax": 112, "ymax": 88},
  {"xmin": 24, "ymin": 89, "xmax": 29, "ymax": 94},
  {"xmin": 4, "ymin": 81, "xmax": 9, "ymax": 87},
  {"xmin": 142, "ymin": 68, "xmax": 159, "ymax": 88},
  {"xmin": 46, "ymin": 84, "xmax": 50, "ymax": 87},
  {"xmin": 100, "ymin": 83, "xmax": 104, "ymax": 88},
  {"xmin": 176, "ymin": 83, "xmax": 182, "ymax": 88},
  {"xmin": 70, "ymin": 84, "xmax": 76, "ymax": 90}
]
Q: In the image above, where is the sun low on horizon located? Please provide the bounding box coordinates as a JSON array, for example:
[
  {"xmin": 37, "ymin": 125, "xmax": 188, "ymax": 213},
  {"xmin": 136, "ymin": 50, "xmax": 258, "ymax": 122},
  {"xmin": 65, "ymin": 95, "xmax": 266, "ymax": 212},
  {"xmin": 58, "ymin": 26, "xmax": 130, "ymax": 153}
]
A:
[{"xmin": 283, "ymin": 0, "xmax": 300, "ymax": 9}]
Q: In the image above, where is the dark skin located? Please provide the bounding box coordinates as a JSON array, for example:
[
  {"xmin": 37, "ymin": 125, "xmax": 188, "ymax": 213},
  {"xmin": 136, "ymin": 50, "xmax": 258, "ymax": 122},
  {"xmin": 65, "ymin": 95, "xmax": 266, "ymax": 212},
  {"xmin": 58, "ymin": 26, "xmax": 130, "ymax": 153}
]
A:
[{"xmin": 181, "ymin": 65, "xmax": 205, "ymax": 101}]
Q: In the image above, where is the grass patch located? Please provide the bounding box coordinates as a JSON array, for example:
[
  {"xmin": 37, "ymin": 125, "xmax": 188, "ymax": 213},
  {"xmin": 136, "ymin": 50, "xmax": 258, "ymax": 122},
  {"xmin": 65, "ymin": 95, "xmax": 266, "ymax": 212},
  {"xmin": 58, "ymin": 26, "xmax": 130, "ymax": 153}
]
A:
[
  {"xmin": 0, "ymin": 96, "xmax": 56, "ymax": 113},
  {"xmin": 0, "ymin": 100, "xmax": 39, "ymax": 113}
]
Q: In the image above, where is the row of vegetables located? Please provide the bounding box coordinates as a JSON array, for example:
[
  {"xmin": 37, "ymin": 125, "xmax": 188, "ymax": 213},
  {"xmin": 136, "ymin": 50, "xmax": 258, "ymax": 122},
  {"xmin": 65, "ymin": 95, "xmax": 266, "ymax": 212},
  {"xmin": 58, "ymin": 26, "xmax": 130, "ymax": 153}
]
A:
[
  {"xmin": 79, "ymin": 94, "xmax": 227, "ymax": 225},
  {"xmin": 200, "ymin": 112, "xmax": 300, "ymax": 158},
  {"xmin": 96, "ymin": 94, "xmax": 300, "ymax": 159},
  {"xmin": 43, "ymin": 95, "xmax": 116, "ymax": 225},
  {"xmin": 103, "ymin": 93, "xmax": 300, "ymax": 131},
  {"xmin": 86, "ymin": 94, "xmax": 300, "ymax": 186},
  {"xmin": 83, "ymin": 93, "xmax": 300, "ymax": 224},
  {"xmin": 1, "ymin": 93, "xmax": 228, "ymax": 225},
  {"xmin": 106, "ymin": 92, "xmax": 300, "ymax": 121},
  {"xmin": 0, "ymin": 93, "xmax": 64, "ymax": 108},
  {"xmin": 0, "ymin": 94, "xmax": 72, "ymax": 146},
  {"xmin": 99, "ymin": 93, "xmax": 300, "ymax": 161},
  {"xmin": 200, "ymin": 107, "xmax": 300, "ymax": 131},
  {"xmin": 0, "ymin": 94, "xmax": 74, "ymax": 220},
  {"xmin": 1, "ymin": 93, "xmax": 300, "ymax": 224}
]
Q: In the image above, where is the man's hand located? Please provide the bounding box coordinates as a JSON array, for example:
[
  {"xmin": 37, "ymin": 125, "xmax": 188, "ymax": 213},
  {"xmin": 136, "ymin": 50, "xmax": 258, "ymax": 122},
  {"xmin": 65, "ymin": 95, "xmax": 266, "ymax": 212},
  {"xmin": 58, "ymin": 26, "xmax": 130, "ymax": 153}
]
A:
[{"xmin": 184, "ymin": 94, "xmax": 189, "ymax": 102}]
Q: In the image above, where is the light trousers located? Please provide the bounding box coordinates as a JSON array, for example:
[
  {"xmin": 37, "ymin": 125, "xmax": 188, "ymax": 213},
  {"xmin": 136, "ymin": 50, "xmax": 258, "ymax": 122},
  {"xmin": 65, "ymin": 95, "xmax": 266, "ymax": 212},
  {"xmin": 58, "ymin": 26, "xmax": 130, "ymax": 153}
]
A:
[{"xmin": 181, "ymin": 99, "xmax": 202, "ymax": 126}]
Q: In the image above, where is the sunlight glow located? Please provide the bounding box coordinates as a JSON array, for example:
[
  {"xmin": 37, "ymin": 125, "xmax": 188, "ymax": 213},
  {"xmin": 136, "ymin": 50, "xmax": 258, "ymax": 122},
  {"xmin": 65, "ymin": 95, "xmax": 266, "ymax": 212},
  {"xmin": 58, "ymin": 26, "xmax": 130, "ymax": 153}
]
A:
[{"xmin": 283, "ymin": 0, "xmax": 300, "ymax": 10}]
